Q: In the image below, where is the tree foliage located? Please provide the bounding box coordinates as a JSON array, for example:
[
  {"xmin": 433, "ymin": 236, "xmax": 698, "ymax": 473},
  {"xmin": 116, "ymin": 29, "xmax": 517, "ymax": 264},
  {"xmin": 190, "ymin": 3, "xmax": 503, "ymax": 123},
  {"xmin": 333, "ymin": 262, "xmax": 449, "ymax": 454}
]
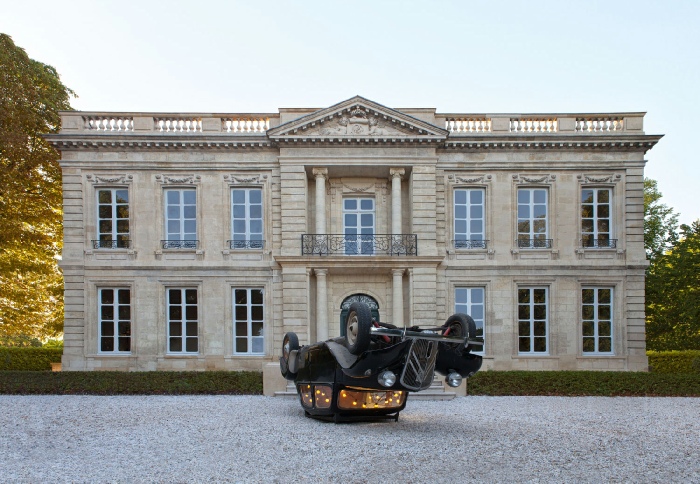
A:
[
  {"xmin": 644, "ymin": 178, "xmax": 679, "ymax": 262},
  {"xmin": 0, "ymin": 33, "xmax": 75, "ymax": 339},
  {"xmin": 646, "ymin": 221, "xmax": 700, "ymax": 350}
]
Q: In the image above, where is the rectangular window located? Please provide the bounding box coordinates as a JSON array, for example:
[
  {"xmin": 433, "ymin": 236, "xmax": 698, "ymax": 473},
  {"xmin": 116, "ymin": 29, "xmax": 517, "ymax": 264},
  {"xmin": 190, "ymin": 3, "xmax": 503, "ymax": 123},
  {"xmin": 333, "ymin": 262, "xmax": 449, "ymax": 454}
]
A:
[
  {"xmin": 96, "ymin": 189, "xmax": 130, "ymax": 248},
  {"xmin": 233, "ymin": 288, "xmax": 264, "ymax": 355},
  {"xmin": 454, "ymin": 189, "xmax": 485, "ymax": 248},
  {"xmin": 164, "ymin": 189, "xmax": 197, "ymax": 249},
  {"xmin": 582, "ymin": 287, "xmax": 613, "ymax": 354},
  {"xmin": 517, "ymin": 188, "xmax": 550, "ymax": 248},
  {"xmin": 231, "ymin": 188, "xmax": 263, "ymax": 249},
  {"xmin": 455, "ymin": 287, "xmax": 485, "ymax": 352},
  {"xmin": 98, "ymin": 288, "xmax": 131, "ymax": 353},
  {"xmin": 518, "ymin": 287, "xmax": 548, "ymax": 354},
  {"xmin": 167, "ymin": 288, "xmax": 198, "ymax": 353},
  {"xmin": 581, "ymin": 188, "xmax": 613, "ymax": 248},
  {"xmin": 343, "ymin": 198, "xmax": 375, "ymax": 255}
]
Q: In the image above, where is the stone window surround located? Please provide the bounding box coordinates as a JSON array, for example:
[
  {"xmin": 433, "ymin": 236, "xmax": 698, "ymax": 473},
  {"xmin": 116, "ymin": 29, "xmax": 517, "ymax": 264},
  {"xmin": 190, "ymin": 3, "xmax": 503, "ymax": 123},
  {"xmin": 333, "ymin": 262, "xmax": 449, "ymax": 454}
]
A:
[
  {"xmin": 328, "ymin": 178, "xmax": 388, "ymax": 236},
  {"xmin": 446, "ymin": 174, "xmax": 493, "ymax": 254},
  {"xmin": 577, "ymin": 278, "xmax": 622, "ymax": 357},
  {"xmin": 84, "ymin": 174, "xmax": 134, "ymax": 255},
  {"xmin": 223, "ymin": 277, "xmax": 273, "ymax": 359},
  {"xmin": 223, "ymin": 173, "xmax": 271, "ymax": 255},
  {"xmin": 84, "ymin": 280, "xmax": 136, "ymax": 358},
  {"xmin": 510, "ymin": 175, "xmax": 557, "ymax": 259},
  {"xmin": 166, "ymin": 286, "xmax": 200, "ymax": 355},
  {"xmin": 154, "ymin": 176, "xmax": 203, "ymax": 257},
  {"xmin": 453, "ymin": 285, "xmax": 487, "ymax": 356},
  {"xmin": 160, "ymin": 279, "xmax": 203, "ymax": 357},
  {"xmin": 513, "ymin": 280, "xmax": 554, "ymax": 357},
  {"xmin": 232, "ymin": 287, "xmax": 266, "ymax": 356},
  {"xmin": 576, "ymin": 174, "xmax": 624, "ymax": 256},
  {"xmin": 97, "ymin": 287, "xmax": 132, "ymax": 355}
]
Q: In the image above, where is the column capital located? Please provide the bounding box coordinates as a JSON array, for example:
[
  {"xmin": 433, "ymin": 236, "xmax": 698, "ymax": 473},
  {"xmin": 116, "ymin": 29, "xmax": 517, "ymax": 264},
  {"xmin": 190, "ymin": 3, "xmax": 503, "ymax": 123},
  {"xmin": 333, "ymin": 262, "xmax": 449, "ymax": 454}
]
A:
[
  {"xmin": 389, "ymin": 168, "xmax": 405, "ymax": 179},
  {"xmin": 312, "ymin": 167, "xmax": 328, "ymax": 179},
  {"xmin": 314, "ymin": 268, "xmax": 328, "ymax": 276},
  {"xmin": 391, "ymin": 268, "xmax": 405, "ymax": 277}
]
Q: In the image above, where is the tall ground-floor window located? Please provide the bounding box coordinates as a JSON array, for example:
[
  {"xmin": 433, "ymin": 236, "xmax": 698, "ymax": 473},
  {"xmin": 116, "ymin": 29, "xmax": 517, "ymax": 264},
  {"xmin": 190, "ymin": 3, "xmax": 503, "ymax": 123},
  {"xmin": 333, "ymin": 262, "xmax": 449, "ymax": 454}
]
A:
[
  {"xmin": 99, "ymin": 288, "xmax": 131, "ymax": 353},
  {"xmin": 455, "ymin": 287, "xmax": 485, "ymax": 353},
  {"xmin": 518, "ymin": 287, "xmax": 548, "ymax": 354},
  {"xmin": 233, "ymin": 288, "xmax": 264, "ymax": 355},
  {"xmin": 167, "ymin": 288, "xmax": 198, "ymax": 353},
  {"xmin": 582, "ymin": 287, "xmax": 613, "ymax": 354}
]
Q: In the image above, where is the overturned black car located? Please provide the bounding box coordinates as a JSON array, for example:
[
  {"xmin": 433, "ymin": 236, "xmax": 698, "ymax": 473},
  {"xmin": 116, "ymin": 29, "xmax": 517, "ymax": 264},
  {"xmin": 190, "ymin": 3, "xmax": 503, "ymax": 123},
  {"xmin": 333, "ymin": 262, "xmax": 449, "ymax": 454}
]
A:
[{"xmin": 280, "ymin": 301, "xmax": 484, "ymax": 422}]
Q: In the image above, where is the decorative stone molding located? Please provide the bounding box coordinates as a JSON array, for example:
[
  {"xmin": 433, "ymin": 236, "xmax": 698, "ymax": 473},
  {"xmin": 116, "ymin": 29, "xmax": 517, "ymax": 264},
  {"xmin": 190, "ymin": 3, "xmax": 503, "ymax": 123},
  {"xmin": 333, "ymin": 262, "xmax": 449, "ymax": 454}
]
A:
[
  {"xmin": 389, "ymin": 168, "xmax": 405, "ymax": 180},
  {"xmin": 342, "ymin": 183, "xmax": 374, "ymax": 193},
  {"xmin": 448, "ymin": 174, "xmax": 492, "ymax": 184},
  {"xmin": 312, "ymin": 168, "xmax": 328, "ymax": 179},
  {"xmin": 86, "ymin": 174, "xmax": 133, "ymax": 184},
  {"xmin": 487, "ymin": 249, "xmax": 496, "ymax": 260},
  {"xmin": 223, "ymin": 174, "xmax": 268, "ymax": 185},
  {"xmin": 512, "ymin": 174, "xmax": 556, "ymax": 184},
  {"xmin": 155, "ymin": 174, "xmax": 201, "ymax": 184},
  {"xmin": 577, "ymin": 174, "xmax": 622, "ymax": 184}
]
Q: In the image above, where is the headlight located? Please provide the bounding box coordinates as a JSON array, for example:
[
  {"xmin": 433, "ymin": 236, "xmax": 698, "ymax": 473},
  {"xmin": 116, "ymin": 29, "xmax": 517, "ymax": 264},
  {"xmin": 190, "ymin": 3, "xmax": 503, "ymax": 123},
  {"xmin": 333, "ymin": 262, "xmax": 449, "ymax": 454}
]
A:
[
  {"xmin": 445, "ymin": 371, "xmax": 463, "ymax": 388},
  {"xmin": 377, "ymin": 370, "xmax": 397, "ymax": 387}
]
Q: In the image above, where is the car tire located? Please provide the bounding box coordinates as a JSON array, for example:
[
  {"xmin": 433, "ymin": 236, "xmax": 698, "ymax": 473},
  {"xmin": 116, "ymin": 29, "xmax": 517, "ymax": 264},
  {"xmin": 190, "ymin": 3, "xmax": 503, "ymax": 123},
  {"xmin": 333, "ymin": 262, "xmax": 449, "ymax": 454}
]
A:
[
  {"xmin": 443, "ymin": 313, "xmax": 477, "ymax": 351},
  {"xmin": 281, "ymin": 332, "xmax": 300, "ymax": 379},
  {"xmin": 345, "ymin": 302, "xmax": 372, "ymax": 355}
]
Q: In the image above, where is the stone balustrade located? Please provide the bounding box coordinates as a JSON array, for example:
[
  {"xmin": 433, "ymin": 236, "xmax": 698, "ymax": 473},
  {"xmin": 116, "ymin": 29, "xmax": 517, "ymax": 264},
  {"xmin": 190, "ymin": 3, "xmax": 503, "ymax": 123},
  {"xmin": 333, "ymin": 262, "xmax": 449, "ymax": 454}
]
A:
[{"xmin": 61, "ymin": 111, "xmax": 645, "ymax": 136}]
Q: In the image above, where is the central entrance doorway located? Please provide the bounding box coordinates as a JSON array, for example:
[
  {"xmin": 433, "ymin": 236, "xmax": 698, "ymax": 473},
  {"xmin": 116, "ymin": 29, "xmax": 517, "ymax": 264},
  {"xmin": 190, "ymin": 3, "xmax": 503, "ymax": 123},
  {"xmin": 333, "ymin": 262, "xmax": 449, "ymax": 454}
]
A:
[{"xmin": 340, "ymin": 294, "xmax": 380, "ymax": 336}]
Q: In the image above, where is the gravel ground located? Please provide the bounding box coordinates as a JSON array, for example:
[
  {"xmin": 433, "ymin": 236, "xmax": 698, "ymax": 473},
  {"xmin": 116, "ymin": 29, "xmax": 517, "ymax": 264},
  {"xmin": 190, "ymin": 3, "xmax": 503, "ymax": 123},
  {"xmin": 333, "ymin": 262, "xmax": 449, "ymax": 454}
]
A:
[{"xmin": 1, "ymin": 395, "xmax": 698, "ymax": 483}]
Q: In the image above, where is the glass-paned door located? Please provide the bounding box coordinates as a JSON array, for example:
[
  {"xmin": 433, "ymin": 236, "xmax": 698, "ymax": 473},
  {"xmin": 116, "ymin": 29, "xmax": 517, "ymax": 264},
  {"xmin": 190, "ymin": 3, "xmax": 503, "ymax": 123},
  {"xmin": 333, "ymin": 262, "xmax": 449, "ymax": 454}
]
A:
[{"xmin": 344, "ymin": 198, "xmax": 375, "ymax": 255}]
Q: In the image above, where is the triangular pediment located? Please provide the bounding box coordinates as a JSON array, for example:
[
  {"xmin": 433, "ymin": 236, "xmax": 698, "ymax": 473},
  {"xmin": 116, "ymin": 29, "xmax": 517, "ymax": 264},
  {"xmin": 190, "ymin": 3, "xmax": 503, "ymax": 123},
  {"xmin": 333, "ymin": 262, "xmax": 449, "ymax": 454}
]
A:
[{"xmin": 268, "ymin": 96, "xmax": 448, "ymax": 143}]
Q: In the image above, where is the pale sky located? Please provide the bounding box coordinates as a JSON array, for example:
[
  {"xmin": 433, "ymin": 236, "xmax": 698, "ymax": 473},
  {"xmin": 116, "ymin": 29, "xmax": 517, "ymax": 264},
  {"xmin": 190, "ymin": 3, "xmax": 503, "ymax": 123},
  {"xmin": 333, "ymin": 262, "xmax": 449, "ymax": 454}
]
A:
[{"xmin": 3, "ymin": 0, "xmax": 698, "ymax": 225}]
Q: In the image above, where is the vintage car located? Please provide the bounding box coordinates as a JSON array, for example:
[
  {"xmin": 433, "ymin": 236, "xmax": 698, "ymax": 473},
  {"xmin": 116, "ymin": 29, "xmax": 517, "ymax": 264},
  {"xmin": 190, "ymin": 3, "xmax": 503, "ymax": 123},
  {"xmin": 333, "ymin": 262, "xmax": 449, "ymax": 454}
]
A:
[{"xmin": 279, "ymin": 301, "xmax": 484, "ymax": 422}]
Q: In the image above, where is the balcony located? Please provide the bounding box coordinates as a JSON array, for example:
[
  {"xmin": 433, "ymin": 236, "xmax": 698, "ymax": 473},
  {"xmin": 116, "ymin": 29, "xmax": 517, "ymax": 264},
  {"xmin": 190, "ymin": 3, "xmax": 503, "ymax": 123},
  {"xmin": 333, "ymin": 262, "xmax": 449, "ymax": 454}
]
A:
[
  {"xmin": 582, "ymin": 238, "xmax": 618, "ymax": 249},
  {"xmin": 517, "ymin": 238, "xmax": 553, "ymax": 249},
  {"xmin": 453, "ymin": 239, "xmax": 488, "ymax": 249},
  {"xmin": 92, "ymin": 239, "xmax": 131, "ymax": 249},
  {"xmin": 228, "ymin": 239, "xmax": 265, "ymax": 250},
  {"xmin": 302, "ymin": 234, "xmax": 418, "ymax": 256},
  {"xmin": 161, "ymin": 240, "xmax": 199, "ymax": 249}
]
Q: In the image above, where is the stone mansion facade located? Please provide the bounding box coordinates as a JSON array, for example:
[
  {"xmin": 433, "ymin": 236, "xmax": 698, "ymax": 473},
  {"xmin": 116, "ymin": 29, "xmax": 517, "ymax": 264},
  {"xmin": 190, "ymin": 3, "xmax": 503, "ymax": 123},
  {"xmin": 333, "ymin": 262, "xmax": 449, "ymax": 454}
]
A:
[{"xmin": 46, "ymin": 96, "xmax": 661, "ymax": 374}]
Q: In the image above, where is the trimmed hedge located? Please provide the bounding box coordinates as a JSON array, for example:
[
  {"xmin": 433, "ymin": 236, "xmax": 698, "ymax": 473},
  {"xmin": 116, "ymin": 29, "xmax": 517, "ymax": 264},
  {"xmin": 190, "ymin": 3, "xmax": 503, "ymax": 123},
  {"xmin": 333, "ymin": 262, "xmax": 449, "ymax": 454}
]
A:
[
  {"xmin": 467, "ymin": 371, "xmax": 700, "ymax": 397},
  {"xmin": 0, "ymin": 348, "xmax": 63, "ymax": 371},
  {"xmin": 0, "ymin": 371, "xmax": 263, "ymax": 395},
  {"xmin": 647, "ymin": 350, "xmax": 700, "ymax": 373}
]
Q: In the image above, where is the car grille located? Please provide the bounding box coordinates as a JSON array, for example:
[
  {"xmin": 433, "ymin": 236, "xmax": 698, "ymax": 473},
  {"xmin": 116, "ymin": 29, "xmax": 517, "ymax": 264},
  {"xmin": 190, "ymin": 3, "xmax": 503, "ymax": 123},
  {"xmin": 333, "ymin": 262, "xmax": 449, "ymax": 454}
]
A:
[{"xmin": 400, "ymin": 339, "xmax": 438, "ymax": 391}]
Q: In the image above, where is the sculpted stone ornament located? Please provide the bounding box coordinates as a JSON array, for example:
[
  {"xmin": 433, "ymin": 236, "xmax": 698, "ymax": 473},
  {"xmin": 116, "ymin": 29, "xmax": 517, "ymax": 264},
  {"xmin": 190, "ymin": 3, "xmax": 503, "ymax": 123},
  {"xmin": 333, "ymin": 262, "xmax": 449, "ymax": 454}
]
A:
[{"xmin": 315, "ymin": 107, "xmax": 403, "ymax": 137}]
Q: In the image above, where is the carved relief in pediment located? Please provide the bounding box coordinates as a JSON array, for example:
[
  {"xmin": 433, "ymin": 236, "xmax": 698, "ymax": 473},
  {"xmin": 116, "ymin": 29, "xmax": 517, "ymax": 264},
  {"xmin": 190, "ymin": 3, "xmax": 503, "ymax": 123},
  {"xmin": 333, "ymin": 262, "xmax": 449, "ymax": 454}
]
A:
[{"xmin": 307, "ymin": 107, "xmax": 411, "ymax": 137}]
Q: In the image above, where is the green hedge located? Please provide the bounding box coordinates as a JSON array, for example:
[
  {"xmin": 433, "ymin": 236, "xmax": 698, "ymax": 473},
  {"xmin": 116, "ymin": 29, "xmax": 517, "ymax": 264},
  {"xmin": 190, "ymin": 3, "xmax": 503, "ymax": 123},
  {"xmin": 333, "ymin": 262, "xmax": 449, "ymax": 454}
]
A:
[
  {"xmin": 0, "ymin": 371, "xmax": 263, "ymax": 395},
  {"xmin": 0, "ymin": 348, "xmax": 63, "ymax": 371},
  {"xmin": 647, "ymin": 350, "xmax": 700, "ymax": 373},
  {"xmin": 467, "ymin": 371, "xmax": 700, "ymax": 396}
]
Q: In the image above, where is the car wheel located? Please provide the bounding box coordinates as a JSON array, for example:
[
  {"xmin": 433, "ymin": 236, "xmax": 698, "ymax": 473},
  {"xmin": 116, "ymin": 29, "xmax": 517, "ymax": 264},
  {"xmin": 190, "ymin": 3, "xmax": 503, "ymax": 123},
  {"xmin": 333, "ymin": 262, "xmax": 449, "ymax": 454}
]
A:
[
  {"xmin": 443, "ymin": 313, "xmax": 477, "ymax": 351},
  {"xmin": 345, "ymin": 302, "xmax": 372, "ymax": 355},
  {"xmin": 280, "ymin": 332, "xmax": 300, "ymax": 378}
]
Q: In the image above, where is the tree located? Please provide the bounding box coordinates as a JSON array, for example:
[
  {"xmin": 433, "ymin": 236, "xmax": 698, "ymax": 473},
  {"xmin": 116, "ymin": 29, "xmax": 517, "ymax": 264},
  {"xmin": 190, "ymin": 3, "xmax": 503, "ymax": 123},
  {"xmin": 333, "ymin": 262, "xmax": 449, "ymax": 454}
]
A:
[
  {"xmin": 644, "ymin": 178, "xmax": 679, "ymax": 262},
  {"xmin": 0, "ymin": 34, "xmax": 75, "ymax": 340},
  {"xmin": 646, "ymin": 221, "xmax": 700, "ymax": 350}
]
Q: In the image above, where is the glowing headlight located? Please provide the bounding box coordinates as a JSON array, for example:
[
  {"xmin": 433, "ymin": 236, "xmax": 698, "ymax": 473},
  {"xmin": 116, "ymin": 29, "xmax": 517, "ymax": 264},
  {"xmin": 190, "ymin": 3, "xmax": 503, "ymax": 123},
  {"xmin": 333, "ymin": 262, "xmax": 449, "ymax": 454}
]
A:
[
  {"xmin": 446, "ymin": 371, "xmax": 463, "ymax": 388},
  {"xmin": 377, "ymin": 370, "xmax": 397, "ymax": 387}
]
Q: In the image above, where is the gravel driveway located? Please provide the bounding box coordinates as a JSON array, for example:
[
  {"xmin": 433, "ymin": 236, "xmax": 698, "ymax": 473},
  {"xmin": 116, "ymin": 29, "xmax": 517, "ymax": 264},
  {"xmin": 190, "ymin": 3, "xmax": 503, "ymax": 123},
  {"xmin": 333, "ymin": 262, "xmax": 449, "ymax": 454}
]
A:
[{"xmin": 1, "ymin": 395, "xmax": 698, "ymax": 483}]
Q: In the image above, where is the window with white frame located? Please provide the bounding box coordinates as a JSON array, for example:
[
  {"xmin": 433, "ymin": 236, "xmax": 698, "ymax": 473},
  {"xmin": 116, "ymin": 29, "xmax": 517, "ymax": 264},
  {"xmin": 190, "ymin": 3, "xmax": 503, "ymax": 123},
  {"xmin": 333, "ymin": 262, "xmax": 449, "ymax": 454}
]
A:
[
  {"xmin": 454, "ymin": 189, "xmax": 486, "ymax": 248},
  {"xmin": 167, "ymin": 288, "xmax": 198, "ymax": 353},
  {"xmin": 231, "ymin": 188, "xmax": 263, "ymax": 249},
  {"xmin": 96, "ymin": 189, "xmax": 130, "ymax": 248},
  {"xmin": 582, "ymin": 287, "xmax": 613, "ymax": 354},
  {"xmin": 518, "ymin": 287, "xmax": 548, "ymax": 354},
  {"xmin": 98, "ymin": 288, "xmax": 131, "ymax": 353},
  {"xmin": 343, "ymin": 198, "xmax": 375, "ymax": 255},
  {"xmin": 164, "ymin": 189, "xmax": 197, "ymax": 249},
  {"xmin": 233, "ymin": 288, "xmax": 264, "ymax": 355},
  {"xmin": 517, "ymin": 188, "xmax": 550, "ymax": 248},
  {"xmin": 581, "ymin": 188, "xmax": 613, "ymax": 248},
  {"xmin": 455, "ymin": 287, "xmax": 485, "ymax": 352}
]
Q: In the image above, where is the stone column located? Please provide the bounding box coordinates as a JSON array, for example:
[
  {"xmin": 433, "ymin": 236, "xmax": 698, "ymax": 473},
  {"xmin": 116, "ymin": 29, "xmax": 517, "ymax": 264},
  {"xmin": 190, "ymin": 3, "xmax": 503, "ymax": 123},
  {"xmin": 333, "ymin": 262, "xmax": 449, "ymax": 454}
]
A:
[
  {"xmin": 390, "ymin": 168, "xmax": 405, "ymax": 235},
  {"xmin": 392, "ymin": 268, "xmax": 404, "ymax": 328},
  {"xmin": 313, "ymin": 168, "xmax": 328, "ymax": 235},
  {"xmin": 315, "ymin": 268, "xmax": 328, "ymax": 341}
]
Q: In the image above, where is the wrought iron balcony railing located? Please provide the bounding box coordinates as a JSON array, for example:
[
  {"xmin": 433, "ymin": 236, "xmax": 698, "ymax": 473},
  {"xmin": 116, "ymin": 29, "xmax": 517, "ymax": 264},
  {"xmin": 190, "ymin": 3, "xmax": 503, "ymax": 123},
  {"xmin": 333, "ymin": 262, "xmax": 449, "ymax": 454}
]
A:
[
  {"xmin": 161, "ymin": 240, "xmax": 199, "ymax": 249},
  {"xmin": 92, "ymin": 239, "xmax": 131, "ymax": 249},
  {"xmin": 302, "ymin": 234, "xmax": 418, "ymax": 256},
  {"xmin": 453, "ymin": 239, "xmax": 488, "ymax": 249},
  {"xmin": 517, "ymin": 238, "xmax": 553, "ymax": 249},
  {"xmin": 228, "ymin": 239, "xmax": 265, "ymax": 249},
  {"xmin": 582, "ymin": 238, "xmax": 617, "ymax": 249}
]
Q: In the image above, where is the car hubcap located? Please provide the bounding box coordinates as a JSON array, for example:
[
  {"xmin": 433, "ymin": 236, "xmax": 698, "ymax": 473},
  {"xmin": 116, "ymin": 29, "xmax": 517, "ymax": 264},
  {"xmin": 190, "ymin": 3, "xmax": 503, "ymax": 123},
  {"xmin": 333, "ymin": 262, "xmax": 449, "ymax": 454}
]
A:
[{"xmin": 347, "ymin": 313, "xmax": 358, "ymax": 344}]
